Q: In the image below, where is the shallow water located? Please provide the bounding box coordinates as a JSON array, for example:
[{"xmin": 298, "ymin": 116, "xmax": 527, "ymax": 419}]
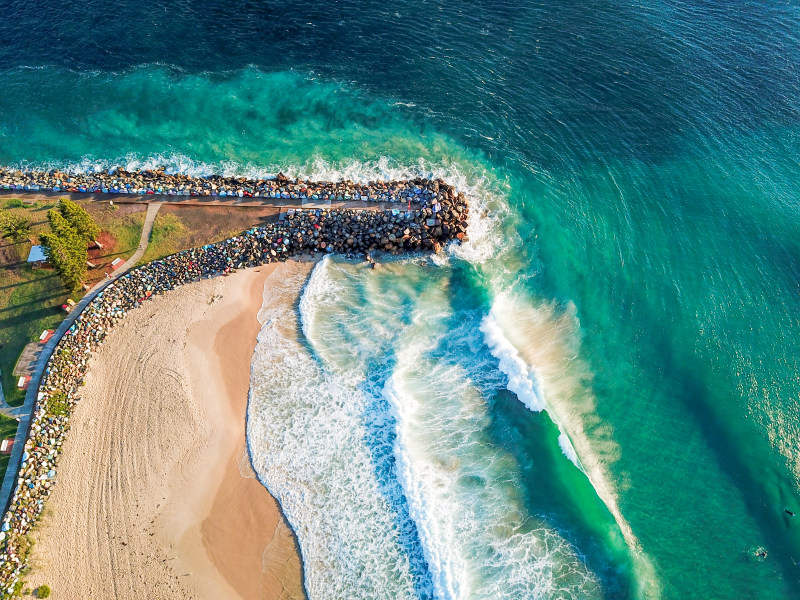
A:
[{"xmin": 1, "ymin": 1, "xmax": 799, "ymax": 597}]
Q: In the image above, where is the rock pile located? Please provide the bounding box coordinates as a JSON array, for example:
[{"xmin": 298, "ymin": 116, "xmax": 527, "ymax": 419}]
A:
[
  {"xmin": 0, "ymin": 167, "xmax": 449, "ymax": 202},
  {"xmin": 0, "ymin": 180, "xmax": 470, "ymax": 595}
]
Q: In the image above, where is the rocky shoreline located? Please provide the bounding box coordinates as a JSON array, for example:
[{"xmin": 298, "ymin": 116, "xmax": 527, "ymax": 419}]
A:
[
  {"xmin": 0, "ymin": 178, "xmax": 469, "ymax": 596},
  {"xmin": 0, "ymin": 167, "xmax": 447, "ymax": 203}
]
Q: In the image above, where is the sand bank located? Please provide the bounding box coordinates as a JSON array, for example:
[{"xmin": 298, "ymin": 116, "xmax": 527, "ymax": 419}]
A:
[{"xmin": 26, "ymin": 266, "xmax": 305, "ymax": 599}]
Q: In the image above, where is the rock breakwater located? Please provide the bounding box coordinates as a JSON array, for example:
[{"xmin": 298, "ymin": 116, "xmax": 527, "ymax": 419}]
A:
[
  {"xmin": 0, "ymin": 178, "xmax": 470, "ymax": 596},
  {"xmin": 0, "ymin": 167, "xmax": 449, "ymax": 202}
]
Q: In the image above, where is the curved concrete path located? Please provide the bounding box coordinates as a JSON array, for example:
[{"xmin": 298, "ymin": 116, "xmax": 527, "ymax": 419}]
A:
[{"xmin": 0, "ymin": 203, "xmax": 162, "ymax": 511}]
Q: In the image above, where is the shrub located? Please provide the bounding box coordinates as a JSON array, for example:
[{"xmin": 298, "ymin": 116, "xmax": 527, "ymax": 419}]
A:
[
  {"xmin": 41, "ymin": 211, "xmax": 88, "ymax": 292},
  {"xmin": 0, "ymin": 214, "xmax": 32, "ymax": 243},
  {"xmin": 3, "ymin": 198, "xmax": 24, "ymax": 209},
  {"xmin": 35, "ymin": 585, "xmax": 50, "ymax": 598},
  {"xmin": 46, "ymin": 391, "xmax": 69, "ymax": 417}
]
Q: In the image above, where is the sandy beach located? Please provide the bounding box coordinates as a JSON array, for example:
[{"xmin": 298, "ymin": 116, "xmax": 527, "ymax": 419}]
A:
[{"xmin": 26, "ymin": 266, "xmax": 306, "ymax": 599}]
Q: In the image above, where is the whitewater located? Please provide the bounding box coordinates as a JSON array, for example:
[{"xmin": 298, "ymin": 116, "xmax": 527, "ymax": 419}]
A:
[{"xmin": 244, "ymin": 163, "xmax": 648, "ymax": 599}]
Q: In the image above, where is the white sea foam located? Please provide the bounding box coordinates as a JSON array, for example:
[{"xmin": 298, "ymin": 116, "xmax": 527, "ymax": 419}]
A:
[
  {"xmin": 384, "ymin": 305, "xmax": 602, "ymax": 600},
  {"xmin": 250, "ymin": 258, "xmax": 604, "ymax": 599},
  {"xmin": 248, "ymin": 262, "xmax": 431, "ymax": 599},
  {"xmin": 558, "ymin": 432, "xmax": 581, "ymax": 467},
  {"xmin": 482, "ymin": 291, "xmax": 661, "ymax": 598},
  {"xmin": 479, "ymin": 309, "xmax": 582, "ymax": 469}
]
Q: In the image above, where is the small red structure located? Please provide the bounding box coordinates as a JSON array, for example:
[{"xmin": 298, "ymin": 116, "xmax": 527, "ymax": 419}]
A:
[
  {"xmin": 0, "ymin": 439, "xmax": 14, "ymax": 454},
  {"xmin": 110, "ymin": 257, "xmax": 124, "ymax": 270},
  {"xmin": 38, "ymin": 329, "xmax": 54, "ymax": 344}
]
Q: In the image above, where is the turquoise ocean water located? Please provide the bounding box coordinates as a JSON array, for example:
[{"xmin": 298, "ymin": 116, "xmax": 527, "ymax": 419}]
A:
[{"xmin": 0, "ymin": 1, "xmax": 798, "ymax": 598}]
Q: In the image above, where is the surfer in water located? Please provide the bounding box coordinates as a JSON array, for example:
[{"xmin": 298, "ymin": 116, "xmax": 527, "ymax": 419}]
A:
[{"xmin": 785, "ymin": 509, "xmax": 796, "ymax": 517}]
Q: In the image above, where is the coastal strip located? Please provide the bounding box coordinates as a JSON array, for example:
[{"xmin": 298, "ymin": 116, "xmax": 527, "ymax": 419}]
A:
[{"xmin": 0, "ymin": 177, "xmax": 469, "ymax": 596}]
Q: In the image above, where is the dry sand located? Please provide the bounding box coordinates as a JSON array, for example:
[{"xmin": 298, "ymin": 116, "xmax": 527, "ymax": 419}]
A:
[{"xmin": 26, "ymin": 266, "xmax": 306, "ymax": 599}]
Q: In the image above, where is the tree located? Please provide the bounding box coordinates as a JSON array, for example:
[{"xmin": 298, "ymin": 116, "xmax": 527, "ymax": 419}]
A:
[
  {"xmin": 0, "ymin": 213, "xmax": 32, "ymax": 243},
  {"xmin": 41, "ymin": 232, "xmax": 86, "ymax": 292},
  {"xmin": 48, "ymin": 209, "xmax": 78, "ymax": 240},
  {"xmin": 42, "ymin": 212, "xmax": 88, "ymax": 292},
  {"xmin": 58, "ymin": 198, "xmax": 101, "ymax": 244}
]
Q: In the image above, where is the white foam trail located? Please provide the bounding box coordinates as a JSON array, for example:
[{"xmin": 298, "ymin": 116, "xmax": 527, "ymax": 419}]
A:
[
  {"xmin": 480, "ymin": 310, "xmax": 583, "ymax": 470},
  {"xmin": 298, "ymin": 255, "xmax": 341, "ymax": 347},
  {"xmin": 479, "ymin": 312, "xmax": 548, "ymax": 413},
  {"xmin": 384, "ymin": 313, "xmax": 603, "ymax": 600},
  {"xmin": 482, "ymin": 292, "xmax": 661, "ymax": 598},
  {"xmin": 558, "ymin": 433, "xmax": 581, "ymax": 467}
]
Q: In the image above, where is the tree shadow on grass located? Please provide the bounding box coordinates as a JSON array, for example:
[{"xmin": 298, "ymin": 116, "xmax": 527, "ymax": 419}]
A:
[
  {"xmin": 0, "ymin": 272, "xmax": 60, "ymax": 292},
  {"xmin": 0, "ymin": 293, "xmax": 65, "ymax": 318}
]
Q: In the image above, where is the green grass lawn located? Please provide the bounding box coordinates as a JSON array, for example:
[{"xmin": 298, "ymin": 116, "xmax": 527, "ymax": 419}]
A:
[
  {"xmin": 136, "ymin": 204, "xmax": 278, "ymax": 266},
  {"xmin": 137, "ymin": 212, "xmax": 187, "ymax": 265},
  {"xmin": 0, "ymin": 267, "xmax": 68, "ymax": 408}
]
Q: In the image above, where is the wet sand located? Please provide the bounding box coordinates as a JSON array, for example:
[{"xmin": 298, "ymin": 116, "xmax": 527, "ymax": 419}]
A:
[{"xmin": 26, "ymin": 266, "xmax": 305, "ymax": 599}]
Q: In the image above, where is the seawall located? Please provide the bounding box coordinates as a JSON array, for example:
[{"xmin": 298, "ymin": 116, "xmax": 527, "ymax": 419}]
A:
[{"xmin": 0, "ymin": 167, "xmax": 449, "ymax": 203}]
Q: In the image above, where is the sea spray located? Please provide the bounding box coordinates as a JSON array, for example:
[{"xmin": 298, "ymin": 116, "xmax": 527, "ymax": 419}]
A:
[
  {"xmin": 479, "ymin": 309, "xmax": 581, "ymax": 466},
  {"xmin": 482, "ymin": 291, "xmax": 660, "ymax": 598},
  {"xmin": 252, "ymin": 257, "xmax": 606, "ymax": 599}
]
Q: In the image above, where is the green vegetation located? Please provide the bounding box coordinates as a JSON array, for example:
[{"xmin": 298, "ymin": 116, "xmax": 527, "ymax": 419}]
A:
[
  {"xmin": 57, "ymin": 198, "xmax": 100, "ymax": 244},
  {"xmin": 2, "ymin": 580, "xmax": 23, "ymax": 599},
  {"xmin": 3, "ymin": 199, "xmax": 24, "ymax": 209},
  {"xmin": 0, "ymin": 534, "xmax": 35, "ymax": 597},
  {"xmin": 40, "ymin": 200, "xmax": 102, "ymax": 292},
  {"xmin": 45, "ymin": 391, "xmax": 68, "ymax": 417},
  {"xmin": 98, "ymin": 209, "xmax": 144, "ymax": 259},
  {"xmin": 0, "ymin": 417, "xmax": 19, "ymax": 485},
  {"xmin": 0, "ymin": 263, "xmax": 67, "ymax": 408},
  {"xmin": 0, "ymin": 214, "xmax": 32, "ymax": 244},
  {"xmin": 35, "ymin": 585, "xmax": 50, "ymax": 598},
  {"xmin": 138, "ymin": 212, "xmax": 187, "ymax": 264},
  {"xmin": 137, "ymin": 205, "xmax": 274, "ymax": 265},
  {"xmin": 44, "ymin": 210, "xmax": 74, "ymax": 242},
  {"xmin": 0, "ymin": 200, "xmax": 144, "ymax": 414},
  {"xmin": 41, "ymin": 213, "xmax": 87, "ymax": 293}
]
